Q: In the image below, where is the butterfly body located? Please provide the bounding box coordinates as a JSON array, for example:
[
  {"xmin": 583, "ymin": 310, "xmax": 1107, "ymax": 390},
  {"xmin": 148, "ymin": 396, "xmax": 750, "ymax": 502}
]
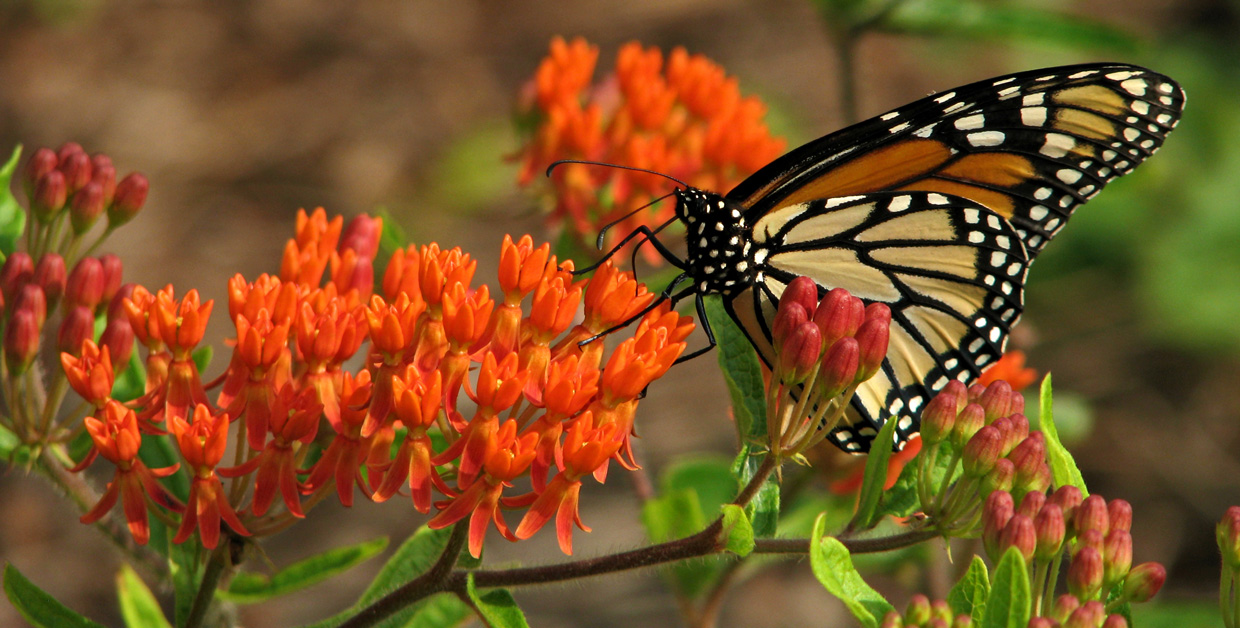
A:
[{"xmin": 638, "ymin": 63, "xmax": 1183, "ymax": 453}]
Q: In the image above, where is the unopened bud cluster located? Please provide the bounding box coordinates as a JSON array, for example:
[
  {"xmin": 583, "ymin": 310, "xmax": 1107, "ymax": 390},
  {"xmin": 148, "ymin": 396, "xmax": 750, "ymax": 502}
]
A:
[
  {"xmin": 917, "ymin": 379, "xmax": 1049, "ymax": 532},
  {"xmin": 767, "ymin": 276, "xmax": 890, "ymax": 457},
  {"xmin": 24, "ymin": 143, "xmax": 148, "ymax": 240},
  {"xmin": 880, "ymin": 594, "xmax": 973, "ymax": 628},
  {"xmin": 983, "ymin": 488, "xmax": 1164, "ymax": 618},
  {"xmin": 1218, "ymin": 506, "xmax": 1240, "ymax": 628}
]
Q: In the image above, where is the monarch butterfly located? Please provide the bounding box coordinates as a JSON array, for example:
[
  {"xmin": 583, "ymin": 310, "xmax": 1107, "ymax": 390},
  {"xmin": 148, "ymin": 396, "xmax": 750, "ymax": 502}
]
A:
[{"xmin": 571, "ymin": 63, "xmax": 1184, "ymax": 453}]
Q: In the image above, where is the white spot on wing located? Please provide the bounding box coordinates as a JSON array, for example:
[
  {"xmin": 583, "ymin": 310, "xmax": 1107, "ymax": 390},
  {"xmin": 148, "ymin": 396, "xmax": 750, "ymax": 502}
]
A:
[
  {"xmin": 955, "ymin": 114, "xmax": 985, "ymax": 130},
  {"xmin": 967, "ymin": 131, "xmax": 1005, "ymax": 147},
  {"xmin": 1040, "ymin": 133, "xmax": 1075, "ymax": 158}
]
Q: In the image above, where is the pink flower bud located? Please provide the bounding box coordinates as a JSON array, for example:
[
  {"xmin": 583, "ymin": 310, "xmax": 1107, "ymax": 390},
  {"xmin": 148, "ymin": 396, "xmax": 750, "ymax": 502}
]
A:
[
  {"xmin": 58, "ymin": 149, "xmax": 92, "ymax": 193},
  {"xmin": 1122, "ymin": 562, "xmax": 1165, "ymax": 603},
  {"xmin": 951, "ymin": 403, "xmax": 985, "ymax": 450},
  {"xmin": 980, "ymin": 458, "xmax": 1015, "ymax": 496},
  {"xmin": 56, "ymin": 142, "xmax": 84, "ymax": 164},
  {"xmin": 1101, "ymin": 614, "xmax": 1129, "ymax": 628},
  {"xmin": 1, "ymin": 252, "xmax": 34, "ymax": 307},
  {"xmin": 1004, "ymin": 414, "xmax": 1029, "ymax": 456},
  {"xmin": 999, "ymin": 514, "xmax": 1036, "ymax": 563},
  {"xmin": 1016, "ymin": 463, "xmax": 1053, "ymax": 496},
  {"xmin": 1017, "ymin": 490, "xmax": 1046, "ymax": 519},
  {"xmin": 1008, "ymin": 432, "xmax": 1046, "ymax": 483},
  {"xmin": 32, "ymin": 170, "xmax": 67, "ymax": 221},
  {"xmin": 854, "ymin": 317, "xmax": 889, "ymax": 382},
  {"xmin": 99, "ymin": 253, "xmax": 123, "ymax": 305},
  {"xmin": 963, "ymin": 425, "xmax": 1003, "ymax": 477},
  {"xmin": 1218, "ymin": 506, "xmax": 1240, "ymax": 569},
  {"xmin": 109, "ymin": 173, "xmax": 149, "ymax": 226},
  {"xmin": 65, "ymin": 257, "xmax": 105, "ymax": 311},
  {"xmin": 1009, "ymin": 392, "xmax": 1025, "ymax": 417},
  {"xmin": 340, "ymin": 214, "xmax": 383, "ymax": 260},
  {"xmin": 818, "ymin": 336, "xmax": 859, "ymax": 398},
  {"xmin": 24, "ymin": 148, "xmax": 57, "ymax": 196},
  {"xmin": 1035, "ymin": 503, "xmax": 1066, "ymax": 560},
  {"xmin": 1074, "ymin": 495, "xmax": 1110, "ymax": 537},
  {"xmin": 1107, "ymin": 499, "xmax": 1132, "ymax": 533},
  {"xmin": 921, "ymin": 382, "xmax": 965, "ymax": 445},
  {"xmin": 929, "ymin": 600, "xmax": 952, "ymax": 624},
  {"xmin": 100, "ymin": 316, "xmax": 135, "ymax": 369},
  {"xmin": 780, "ymin": 276, "xmax": 820, "ymax": 320},
  {"xmin": 814, "ymin": 287, "xmax": 863, "ymax": 348},
  {"xmin": 1075, "ymin": 529, "xmax": 1104, "ymax": 557},
  {"xmin": 983, "ymin": 490, "xmax": 1014, "ymax": 558},
  {"xmin": 70, "ymin": 181, "xmax": 106, "ymax": 234},
  {"xmin": 978, "ymin": 380, "xmax": 1014, "ymax": 422},
  {"xmin": 1027, "ymin": 619, "xmax": 1055, "ymax": 628},
  {"xmin": 91, "ymin": 163, "xmax": 117, "ymax": 206},
  {"xmin": 33, "ymin": 254, "xmax": 66, "ymax": 311},
  {"xmin": 905, "ymin": 594, "xmax": 931, "ymax": 625},
  {"xmin": 967, "ymin": 383, "xmax": 986, "ymax": 402},
  {"xmin": 772, "ymin": 300, "xmax": 809, "ymax": 347},
  {"xmin": 1103, "ymin": 530, "xmax": 1133, "ymax": 589},
  {"xmin": 107, "ymin": 283, "xmax": 136, "ymax": 323},
  {"xmin": 4, "ymin": 308, "xmax": 40, "ymax": 374},
  {"xmin": 864, "ymin": 301, "xmax": 892, "ymax": 326},
  {"xmin": 952, "ymin": 614, "xmax": 973, "ymax": 628},
  {"xmin": 778, "ymin": 321, "xmax": 822, "ymax": 384},
  {"xmin": 1065, "ymin": 601, "xmax": 1105, "ymax": 628},
  {"xmin": 58, "ymin": 305, "xmax": 94, "ymax": 356},
  {"xmin": 1051, "ymin": 594, "xmax": 1081, "ymax": 623},
  {"xmin": 1068, "ymin": 546, "xmax": 1104, "ymax": 600},
  {"xmin": 15, "ymin": 284, "xmax": 47, "ymax": 327},
  {"xmin": 879, "ymin": 611, "xmax": 903, "ymax": 628},
  {"xmin": 1049, "ymin": 486, "xmax": 1084, "ymax": 522}
]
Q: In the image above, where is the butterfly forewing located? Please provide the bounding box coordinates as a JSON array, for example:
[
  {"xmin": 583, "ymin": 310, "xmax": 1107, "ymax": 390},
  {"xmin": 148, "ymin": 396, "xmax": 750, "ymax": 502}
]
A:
[
  {"xmin": 724, "ymin": 192, "xmax": 1029, "ymax": 451},
  {"xmin": 727, "ymin": 64, "xmax": 1185, "ymax": 258}
]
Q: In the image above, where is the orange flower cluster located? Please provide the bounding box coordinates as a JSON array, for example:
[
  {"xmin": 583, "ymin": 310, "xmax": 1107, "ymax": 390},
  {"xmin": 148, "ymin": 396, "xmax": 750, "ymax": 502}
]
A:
[
  {"xmin": 514, "ymin": 36, "xmax": 785, "ymax": 261},
  {"xmin": 66, "ymin": 210, "xmax": 692, "ymax": 556}
]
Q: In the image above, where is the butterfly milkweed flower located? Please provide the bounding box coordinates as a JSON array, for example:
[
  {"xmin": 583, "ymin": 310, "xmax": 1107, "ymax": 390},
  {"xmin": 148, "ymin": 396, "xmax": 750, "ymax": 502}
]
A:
[{"xmin": 514, "ymin": 36, "xmax": 785, "ymax": 262}]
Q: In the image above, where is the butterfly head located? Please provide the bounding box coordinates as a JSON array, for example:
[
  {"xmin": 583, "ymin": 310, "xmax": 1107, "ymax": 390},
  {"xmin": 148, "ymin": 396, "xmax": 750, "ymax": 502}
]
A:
[{"xmin": 673, "ymin": 187, "xmax": 757, "ymax": 296}]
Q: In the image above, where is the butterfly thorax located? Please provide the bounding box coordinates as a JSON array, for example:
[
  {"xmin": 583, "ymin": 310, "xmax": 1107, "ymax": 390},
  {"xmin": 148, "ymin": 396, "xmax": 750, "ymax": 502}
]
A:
[{"xmin": 674, "ymin": 187, "xmax": 756, "ymax": 296}]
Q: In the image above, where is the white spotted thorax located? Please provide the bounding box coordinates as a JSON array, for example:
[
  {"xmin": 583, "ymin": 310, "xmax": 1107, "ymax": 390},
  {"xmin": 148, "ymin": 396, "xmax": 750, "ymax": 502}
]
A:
[{"xmin": 674, "ymin": 187, "xmax": 757, "ymax": 296}]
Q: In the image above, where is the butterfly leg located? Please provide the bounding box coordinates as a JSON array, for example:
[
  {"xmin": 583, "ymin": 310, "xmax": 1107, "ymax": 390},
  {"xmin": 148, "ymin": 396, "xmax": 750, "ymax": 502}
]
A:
[
  {"xmin": 572, "ymin": 223, "xmax": 687, "ymax": 276},
  {"xmin": 672, "ymin": 293, "xmax": 717, "ymax": 364}
]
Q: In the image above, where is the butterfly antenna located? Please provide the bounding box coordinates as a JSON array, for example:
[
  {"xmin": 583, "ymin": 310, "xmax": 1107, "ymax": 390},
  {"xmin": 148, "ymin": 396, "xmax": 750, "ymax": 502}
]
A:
[{"xmin": 546, "ymin": 159, "xmax": 690, "ymax": 189}]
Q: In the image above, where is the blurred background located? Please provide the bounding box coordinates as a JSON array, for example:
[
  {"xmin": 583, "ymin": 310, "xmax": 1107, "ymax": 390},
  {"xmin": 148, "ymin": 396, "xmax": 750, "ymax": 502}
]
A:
[{"xmin": 0, "ymin": 1, "xmax": 1237, "ymax": 626}]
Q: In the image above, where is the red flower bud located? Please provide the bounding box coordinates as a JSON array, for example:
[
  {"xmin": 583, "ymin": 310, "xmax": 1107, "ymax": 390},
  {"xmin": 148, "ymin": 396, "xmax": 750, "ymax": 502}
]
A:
[
  {"xmin": 1035, "ymin": 503, "xmax": 1066, "ymax": 560},
  {"xmin": 963, "ymin": 425, "xmax": 1003, "ymax": 477},
  {"xmin": 24, "ymin": 148, "xmax": 57, "ymax": 196},
  {"xmin": 99, "ymin": 253, "xmax": 123, "ymax": 305},
  {"xmin": 1026, "ymin": 619, "xmax": 1055, "ymax": 628},
  {"xmin": 1075, "ymin": 529, "xmax": 1104, "ymax": 557},
  {"xmin": 1017, "ymin": 490, "xmax": 1046, "ymax": 519},
  {"xmin": 1122, "ymin": 562, "xmax": 1165, "ymax": 603},
  {"xmin": 1051, "ymin": 594, "xmax": 1081, "ymax": 623},
  {"xmin": 107, "ymin": 283, "xmax": 136, "ymax": 323},
  {"xmin": 91, "ymin": 162, "xmax": 117, "ymax": 206},
  {"xmin": 814, "ymin": 287, "xmax": 863, "ymax": 348},
  {"xmin": 864, "ymin": 301, "xmax": 892, "ymax": 326},
  {"xmin": 951, "ymin": 403, "xmax": 985, "ymax": 450},
  {"xmin": 1065, "ymin": 601, "xmax": 1105, "ymax": 628},
  {"xmin": 983, "ymin": 490, "xmax": 1014, "ymax": 558},
  {"xmin": 1074, "ymin": 495, "xmax": 1110, "ymax": 537},
  {"xmin": 1009, "ymin": 392, "xmax": 1025, "ymax": 416},
  {"xmin": 109, "ymin": 173, "xmax": 149, "ymax": 226},
  {"xmin": 1102, "ymin": 614, "xmax": 1129, "ymax": 628},
  {"xmin": 56, "ymin": 142, "xmax": 84, "ymax": 164},
  {"xmin": 999, "ymin": 514, "xmax": 1036, "ymax": 563},
  {"xmin": 59, "ymin": 149, "xmax": 92, "ymax": 193},
  {"xmin": 772, "ymin": 300, "xmax": 809, "ymax": 347},
  {"xmin": 818, "ymin": 336, "xmax": 859, "ymax": 398},
  {"xmin": 978, "ymin": 379, "xmax": 1014, "ymax": 422},
  {"xmin": 920, "ymin": 382, "xmax": 965, "ymax": 445},
  {"xmin": 100, "ymin": 316, "xmax": 135, "ymax": 369},
  {"xmin": 854, "ymin": 317, "xmax": 889, "ymax": 382},
  {"xmin": 929, "ymin": 600, "xmax": 952, "ymax": 624},
  {"xmin": 1103, "ymin": 530, "xmax": 1133, "ymax": 589},
  {"xmin": 340, "ymin": 214, "xmax": 383, "ymax": 260},
  {"xmin": 980, "ymin": 458, "xmax": 1015, "ymax": 496},
  {"xmin": 879, "ymin": 611, "xmax": 903, "ymax": 628},
  {"xmin": 33, "ymin": 254, "xmax": 66, "ymax": 311},
  {"xmin": 1004, "ymin": 414, "xmax": 1029, "ymax": 456},
  {"xmin": 1049, "ymin": 486, "xmax": 1084, "ymax": 522},
  {"xmin": 1218, "ymin": 506, "xmax": 1240, "ymax": 569},
  {"xmin": 65, "ymin": 257, "xmax": 105, "ymax": 311},
  {"xmin": 32, "ymin": 170, "xmax": 67, "ymax": 221},
  {"xmin": 4, "ymin": 308, "xmax": 40, "ymax": 374},
  {"xmin": 778, "ymin": 321, "xmax": 821, "ymax": 384},
  {"xmin": 1068, "ymin": 546, "xmax": 1104, "ymax": 600},
  {"xmin": 1107, "ymin": 499, "xmax": 1132, "ymax": 533},
  {"xmin": 70, "ymin": 181, "xmax": 106, "ymax": 234},
  {"xmin": 15, "ymin": 284, "xmax": 47, "ymax": 327},
  {"xmin": 780, "ymin": 276, "xmax": 819, "ymax": 321},
  {"xmin": 1, "ymin": 251, "xmax": 34, "ymax": 305},
  {"xmin": 58, "ymin": 305, "xmax": 95, "ymax": 356},
  {"xmin": 1008, "ymin": 432, "xmax": 1046, "ymax": 482},
  {"xmin": 905, "ymin": 594, "xmax": 931, "ymax": 625}
]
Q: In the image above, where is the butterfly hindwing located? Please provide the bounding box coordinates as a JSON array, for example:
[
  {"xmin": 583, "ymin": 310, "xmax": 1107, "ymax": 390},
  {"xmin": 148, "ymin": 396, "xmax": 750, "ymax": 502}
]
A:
[
  {"xmin": 726, "ymin": 64, "xmax": 1185, "ymax": 258},
  {"xmin": 724, "ymin": 191, "xmax": 1030, "ymax": 451}
]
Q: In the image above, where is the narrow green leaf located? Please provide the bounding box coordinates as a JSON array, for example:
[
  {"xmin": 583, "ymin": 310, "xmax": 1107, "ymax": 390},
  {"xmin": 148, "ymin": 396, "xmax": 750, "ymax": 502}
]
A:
[
  {"xmin": 848, "ymin": 414, "xmax": 898, "ymax": 531},
  {"xmin": 809, "ymin": 514, "xmax": 894, "ymax": 628},
  {"xmin": 947, "ymin": 556, "xmax": 990, "ymax": 623},
  {"xmin": 1035, "ymin": 374, "xmax": 1088, "ymax": 494},
  {"xmin": 982, "ymin": 548, "xmax": 1031, "ymax": 628},
  {"xmin": 0, "ymin": 423, "xmax": 20, "ymax": 458},
  {"xmin": 704, "ymin": 296, "xmax": 767, "ymax": 442},
  {"xmin": 0, "ymin": 145, "xmax": 27, "ymax": 256},
  {"xmin": 466, "ymin": 574, "xmax": 528, "ymax": 628},
  {"xmin": 720, "ymin": 505, "xmax": 755, "ymax": 557},
  {"xmin": 221, "ymin": 537, "xmax": 388, "ymax": 603},
  {"xmin": 4, "ymin": 563, "xmax": 105, "ymax": 628},
  {"xmin": 167, "ymin": 539, "xmax": 201, "ymax": 628},
  {"xmin": 403, "ymin": 594, "xmax": 470, "ymax": 628},
  {"xmin": 884, "ymin": 0, "xmax": 1138, "ymax": 53},
  {"xmin": 191, "ymin": 345, "xmax": 213, "ymax": 377},
  {"xmin": 116, "ymin": 565, "xmax": 172, "ymax": 628}
]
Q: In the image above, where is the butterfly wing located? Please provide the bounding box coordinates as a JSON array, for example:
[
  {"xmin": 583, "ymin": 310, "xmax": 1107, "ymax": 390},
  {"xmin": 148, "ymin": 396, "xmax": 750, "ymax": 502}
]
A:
[
  {"xmin": 727, "ymin": 64, "xmax": 1185, "ymax": 258},
  {"xmin": 723, "ymin": 192, "xmax": 1030, "ymax": 451}
]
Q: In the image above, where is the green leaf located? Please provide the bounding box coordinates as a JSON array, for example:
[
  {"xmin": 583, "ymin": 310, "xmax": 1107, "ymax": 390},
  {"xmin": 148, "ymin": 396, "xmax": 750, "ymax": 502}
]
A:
[
  {"xmin": 116, "ymin": 565, "xmax": 171, "ymax": 628},
  {"xmin": 982, "ymin": 548, "xmax": 1031, "ymax": 628},
  {"xmin": 403, "ymin": 594, "xmax": 471, "ymax": 628},
  {"xmin": 947, "ymin": 556, "xmax": 990, "ymax": 623},
  {"xmin": 191, "ymin": 345, "xmax": 213, "ymax": 377},
  {"xmin": 704, "ymin": 295, "xmax": 767, "ymax": 442},
  {"xmin": 167, "ymin": 539, "xmax": 201, "ymax": 628},
  {"xmin": 220, "ymin": 537, "xmax": 388, "ymax": 604},
  {"xmin": 848, "ymin": 413, "xmax": 899, "ymax": 532},
  {"xmin": 303, "ymin": 526, "xmax": 466, "ymax": 628},
  {"xmin": 3, "ymin": 563, "xmax": 105, "ymax": 628},
  {"xmin": 660, "ymin": 455, "xmax": 738, "ymax": 518},
  {"xmin": 111, "ymin": 350, "xmax": 147, "ymax": 403},
  {"xmin": 730, "ymin": 445, "xmax": 780, "ymax": 537},
  {"xmin": 720, "ymin": 505, "xmax": 755, "ymax": 556},
  {"xmin": 139, "ymin": 434, "xmax": 188, "ymax": 502},
  {"xmin": 808, "ymin": 514, "xmax": 894, "ymax": 628},
  {"xmin": 642, "ymin": 488, "xmax": 723, "ymax": 598},
  {"xmin": 883, "ymin": 0, "xmax": 1138, "ymax": 53},
  {"xmin": 1034, "ymin": 374, "xmax": 1088, "ymax": 495},
  {"xmin": 0, "ymin": 145, "xmax": 27, "ymax": 256},
  {"xmin": 466, "ymin": 574, "xmax": 528, "ymax": 628},
  {"xmin": 0, "ymin": 423, "xmax": 20, "ymax": 458}
]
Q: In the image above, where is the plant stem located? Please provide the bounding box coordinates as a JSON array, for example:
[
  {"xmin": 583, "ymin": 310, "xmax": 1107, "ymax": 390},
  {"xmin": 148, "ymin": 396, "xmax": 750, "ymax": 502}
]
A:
[
  {"xmin": 753, "ymin": 527, "xmax": 940, "ymax": 555},
  {"xmin": 185, "ymin": 542, "xmax": 230, "ymax": 628},
  {"xmin": 339, "ymin": 521, "xmax": 469, "ymax": 628}
]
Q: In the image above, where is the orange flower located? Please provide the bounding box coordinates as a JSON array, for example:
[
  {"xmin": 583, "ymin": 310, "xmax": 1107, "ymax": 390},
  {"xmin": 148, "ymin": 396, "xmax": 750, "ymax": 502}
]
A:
[
  {"xmin": 373, "ymin": 368, "xmax": 446, "ymax": 512},
  {"xmin": 979, "ymin": 350, "xmax": 1038, "ymax": 392},
  {"xmin": 281, "ymin": 208, "xmax": 343, "ymax": 288},
  {"xmin": 169, "ymin": 404, "xmax": 249, "ymax": 549},
  {"xmin": 221, "ymin": 385, "xmax": 322, "ymax": 517},
  {"xmin": 60, "ymin": 340, "xmax": 114, "ymax": 410},
  {"xmin": 302, "ymin": 370, "xmax": 376, "ymax": 507}
]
